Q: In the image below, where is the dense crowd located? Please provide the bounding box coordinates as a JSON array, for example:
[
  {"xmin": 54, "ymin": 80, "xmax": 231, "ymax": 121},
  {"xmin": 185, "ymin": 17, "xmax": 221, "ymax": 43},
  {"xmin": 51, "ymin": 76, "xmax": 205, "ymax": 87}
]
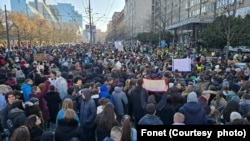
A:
[{"xmin": 0, "ymin": 42, "xmax": 250, "ymax": 141}]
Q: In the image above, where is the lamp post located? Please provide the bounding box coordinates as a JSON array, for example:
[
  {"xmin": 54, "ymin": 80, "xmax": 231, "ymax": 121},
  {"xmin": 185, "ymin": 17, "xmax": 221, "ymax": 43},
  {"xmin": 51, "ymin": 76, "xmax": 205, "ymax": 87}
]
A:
[{"xmin": 4, "ymin": 5, "xmax": 10, "ymax": 50}]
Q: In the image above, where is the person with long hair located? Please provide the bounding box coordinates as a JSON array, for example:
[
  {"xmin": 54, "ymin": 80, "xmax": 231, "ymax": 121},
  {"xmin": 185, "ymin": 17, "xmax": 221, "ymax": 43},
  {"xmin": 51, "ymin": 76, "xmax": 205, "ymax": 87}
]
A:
[
  {"xmin": 95, "ymin": 102, "xmax": 119, "ymax": 141},
  {"xmin": 24, "ymin": 114, "xmax": 44, "ymax": 141},
  {"xmin": 55, "ymin": 109, "xmax": 80, "ymax": 141},
  {"xmin": 10, "ymin": 126, "xmax": 30, "ymax": 141},
  {"xmin": 120, "ymin": 115, "xmax": 137, "ymax": 141},
  {"xmin": 56, "ymin": 98, "xmax": 79, "ymax": 126}
]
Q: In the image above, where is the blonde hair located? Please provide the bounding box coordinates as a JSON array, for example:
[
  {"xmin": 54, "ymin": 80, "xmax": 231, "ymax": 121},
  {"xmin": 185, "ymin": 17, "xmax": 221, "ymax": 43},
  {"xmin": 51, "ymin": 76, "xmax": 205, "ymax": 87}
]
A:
[
  {"xmin": 63, "ymin": 109, "xmax": 75, "ymax": 119},
  {"xmin": 62, "ymin": 98, "xmax": 73, "ymax": 110}
]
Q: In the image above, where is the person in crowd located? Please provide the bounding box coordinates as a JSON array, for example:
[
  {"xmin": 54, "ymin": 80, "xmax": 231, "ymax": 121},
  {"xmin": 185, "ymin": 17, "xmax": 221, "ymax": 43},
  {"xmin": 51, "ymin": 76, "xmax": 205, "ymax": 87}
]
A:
[
  {"xmin": 63, "ymin": 86, "xmax": 78, "ymax": 112},
  {"xmin": 56, "ymin": 98, "xmax": 79, "ymax": 126},
  {"xmin": 220, "ymin": 99, "xmax": 243, "ymax": 124},
  {"xmin": 0, "ymin": 91, "xmax": 6, "ymax": 111},
  {"xmin": 20, "ymin": 78, "xmax": 33, "ymax": 102},
  {"xmin": 44, "ymin": 84, "xmax": 62, "ymax": 130},
  {"xmin": 72, "ymin": 75, "xmax": 84, "ymax": 115},
  {"xmin": 25, "ymin": 97, "xmax": 43, "ymax": 122},
  {"xmin": 103, "ymin": 126, "xmax": 123, "ymax": 141},
  {"xmin": 48, "ymin": 70, "xmax": 57, "ymax": 87},
  {"xmin": 79, "ymin": 88, "xmax": 96, "ymax": 141},
  {"xmin": 29, "ymin": 81, "xmax": 50, "ymax": 129},
  {"xmin": 55, "ymin": 109, "xmax": 81, "ymax": 141},
  {"xmin": 239, "ymin": 93, "xmax": 250, "ymax": 117},
  {"xmin": 0, "ymin": 91, "xmax": 16, "ymax": 130},
  {"xmin": 112, "ymin": 86, "xmax": 128, "ymax": 123},
  {"xmin": 91, "ymin": 88, "xmax": 100, "ymax": 107},
  {"xmin": 10, "ymin": 126, "xmax": 30, "ymax": 141},
  {"xmin": 210, "ymin": 90, "xmax": 227, "ymax": 111},
  {"xmin": 120, "ymin": 114, "xmax": 137, "ymax": 141},
  {"xmin": 95, "ymin": 102, "xmax": 119, "ymax": 141},
  {"xmin": 172, "ymin": 112, "xmax": 185, "ymax": 125},
  {"xmin": 55, "ymin": 71, "xmax": 68, "ymax": 99},
  {"xmin": 7, "ymin": 100, "xmax": 27, "ymax": 135},
  {"xmin": 40, "ymin": 131, "xmax": 54, "ymax": 141},
  {"xmin": 99, "ymin": 79, "xmax": 114, "ymax": 104},
  {"xmin": 155, "ymin": 94, "xmax": 175, "ymax": 125},
  {"xmin": 24, "ymin": 114, "xmax": 44, "ymax": 141},
  {"xmin": 179, "ymin": 92, "xmax": 208, "ymax": 125},
  {"xmin": 96, "ymin": 97, "xmax": 110, "ymax": 115},
  {"xmin": 229, "ymin": 111, "xmax": 243, "ymax": 124},
  {"xmin": 138, "ymin": 103, "xmax": 163, "ymax": 125},
  {"xmin": 198, "ymin": 91, "xmax": 211, "ymax": 115},
  {"xmin": 130, "ymin": 78, "xmax": 148, "ymax": 126}
]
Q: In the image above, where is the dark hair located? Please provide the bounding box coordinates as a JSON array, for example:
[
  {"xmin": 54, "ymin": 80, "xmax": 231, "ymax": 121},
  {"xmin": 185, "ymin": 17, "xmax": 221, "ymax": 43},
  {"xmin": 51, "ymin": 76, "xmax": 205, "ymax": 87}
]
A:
[
  {"xmin": 24, "ymin": 114, "xmax": 40, "ymax": 130},
  {"xmin": 121, "ymin": 115, "xmax": 132, "ymax": 141},
  {"xmin": 5, "ymin": 91, "xmax": 15, "ymax": 103},
  {"xmin": 231, "ymin": 118, "xmax": 248, "ymax": 125},
  {"xmin": 146, "ymin": 103, "xmax": 156, "ymax": 114},
  {"xmin": 67, "ymin": 86, "xmax": 75, "ymax": 95},
  {"xmin": 73, "ymin": 75, "xmax": 83, "ymax": 84},
  {"xmin": 10, "ymin": 126, "xmax": 30, "ymax": 141},
  {"xmin": 95, "ymin": 103, "xmax": 117, "ymax": 130},
  {"xmin": 11, "ymin": 100, "xmax": 24, "ymax": 110},
  {"xmin": 136, "ymin": 78, "xmax": 143, "ymax": 87}
]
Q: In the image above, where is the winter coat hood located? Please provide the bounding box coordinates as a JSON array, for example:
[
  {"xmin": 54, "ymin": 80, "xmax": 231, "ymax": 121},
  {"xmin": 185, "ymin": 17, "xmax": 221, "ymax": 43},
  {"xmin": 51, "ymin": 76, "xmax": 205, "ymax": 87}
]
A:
[
  {"xmin": 81, "ymin": 88, "xmax": 92, "ymax": 100},
  {"xmin": 113, "ymin": 86, "xmax": 122, "ymax": 93}
]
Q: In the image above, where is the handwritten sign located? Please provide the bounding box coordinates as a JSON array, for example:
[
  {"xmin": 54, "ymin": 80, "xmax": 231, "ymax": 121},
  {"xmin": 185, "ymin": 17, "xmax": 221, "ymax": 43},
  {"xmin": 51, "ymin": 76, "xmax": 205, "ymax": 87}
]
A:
[
  {"xmin": 34, "ymin": 54, "xmax": 46, "ymax": 61},
  {"xmin": 142, "ymin": 78, "xmax": 167, "ymax": 92}
]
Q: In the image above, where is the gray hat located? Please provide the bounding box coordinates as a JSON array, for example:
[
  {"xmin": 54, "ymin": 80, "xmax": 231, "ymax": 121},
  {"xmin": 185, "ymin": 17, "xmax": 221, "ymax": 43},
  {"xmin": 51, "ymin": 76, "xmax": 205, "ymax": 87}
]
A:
[{"xmin": 187, "ymin": 92, "xmax": 198, "ymax": 103}]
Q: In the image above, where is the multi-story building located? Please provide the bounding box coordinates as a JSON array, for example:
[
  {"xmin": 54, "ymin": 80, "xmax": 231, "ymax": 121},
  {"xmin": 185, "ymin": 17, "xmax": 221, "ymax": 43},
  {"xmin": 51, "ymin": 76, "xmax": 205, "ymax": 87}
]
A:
[
  {"xmin": 28, "ymin": 0, "xmax": 57, "ymax": 21},
  {"xmin": 116, "ymin": 10, "xmax": 125, "ymax": 40},
  {"xmin": 124, "ymin": 0, "xmax": 152, "ymax": 40},
  {"xmin": 164, "ymin": 0, "xmax": 250, "ymax": 46},
  {"xmin": 10, "ymin": 0, "xmax": 83, "ymax": 35}
]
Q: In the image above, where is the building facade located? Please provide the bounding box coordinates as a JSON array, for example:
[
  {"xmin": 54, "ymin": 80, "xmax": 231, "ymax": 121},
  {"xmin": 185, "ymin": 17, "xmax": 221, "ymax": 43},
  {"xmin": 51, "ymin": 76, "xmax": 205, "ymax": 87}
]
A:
[
  {"xmin": 10, "ymin": 0, "xmax": 83, "ymax": 39},
  {"xmin": 164, "ymin": 0, "xmax": 250, "ymax": 46},
  {"xmin": 124, "ymin": 0, "xmax": 152, "ymax": 40}
]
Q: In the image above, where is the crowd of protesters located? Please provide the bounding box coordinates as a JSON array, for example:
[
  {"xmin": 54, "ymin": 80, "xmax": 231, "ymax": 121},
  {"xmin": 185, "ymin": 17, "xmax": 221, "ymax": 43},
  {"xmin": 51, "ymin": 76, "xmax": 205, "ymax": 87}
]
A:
[{"xmin": 0, "ymin": 42, "xmax": 250, "ymax": 141}]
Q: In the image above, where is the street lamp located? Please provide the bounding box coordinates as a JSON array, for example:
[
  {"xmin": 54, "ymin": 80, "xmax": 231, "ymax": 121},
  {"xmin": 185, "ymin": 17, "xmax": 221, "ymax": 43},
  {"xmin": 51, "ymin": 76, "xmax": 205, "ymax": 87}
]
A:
[{"xmin": 4, "ymin": 5, "xmax": 10, "ymax": 50}]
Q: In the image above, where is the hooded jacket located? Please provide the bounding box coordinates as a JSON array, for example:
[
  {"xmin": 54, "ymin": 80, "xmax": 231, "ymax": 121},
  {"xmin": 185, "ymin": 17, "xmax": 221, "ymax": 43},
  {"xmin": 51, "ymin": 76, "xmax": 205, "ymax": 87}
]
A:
[
  {"xmin": 112, "ymin": 86, "xmax": 128, "ymax": 116},
  {"xmin": 7, "ymin": 107, "xmax": 26, "ymax": 131},
  {"xmin": 21, "ymin": 83, "xmax": 32, "ymax": 102},
  {"xmin": 179, "ymin": 102, "xmax": 208, "ymax": 125},
  {"xmin": 55, "ymin": 118, "xmax": 80, "ymax": 141},
  {"xmin": 79, "ymin": 89, "xmax": 96, "ymax": 128},
  {"xmin": 138, "ymin": 114, "xmax": 163, "ymax": 125}
]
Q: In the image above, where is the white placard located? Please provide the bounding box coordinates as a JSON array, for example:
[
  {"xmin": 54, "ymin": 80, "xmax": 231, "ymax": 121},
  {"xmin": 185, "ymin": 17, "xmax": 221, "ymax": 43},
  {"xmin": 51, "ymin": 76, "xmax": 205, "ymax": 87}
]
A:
[{"xmin": 172, "ymin": 58, "xmax": 191, "ymax": 72}]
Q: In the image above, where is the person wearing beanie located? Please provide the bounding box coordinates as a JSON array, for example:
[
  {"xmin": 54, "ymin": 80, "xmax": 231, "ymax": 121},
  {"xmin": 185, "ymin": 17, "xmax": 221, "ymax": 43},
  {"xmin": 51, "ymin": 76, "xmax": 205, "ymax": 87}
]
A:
[{"xmin": 179, "ymin": 92, "xmax": 208, "ymax": 125}]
